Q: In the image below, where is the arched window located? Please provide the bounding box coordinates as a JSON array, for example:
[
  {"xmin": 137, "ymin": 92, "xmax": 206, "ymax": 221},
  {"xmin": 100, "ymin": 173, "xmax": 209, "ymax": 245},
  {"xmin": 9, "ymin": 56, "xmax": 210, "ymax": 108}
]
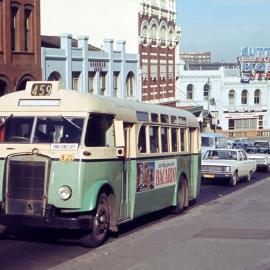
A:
[
  {"xmin": 48, "ymin": 71, "xmax": 62, "ymax": 81},
  {"xmin": 150, "ymin": 25, "xmax": 156, "ymax": 40},
  {"xmin": 126, "ymin": 72, "xmax": 135, "ymax": 97},
  {"xmin": 241, "ymin": 90, "xmax": 248, "ymax": 104},
  {"xmin": 141, "ymin": 25, "xmax": 148, "ymax": 38},
  {"xmin": 168, "ymin": 31, "xmax": 173, "ymax": 46},
  {"xmin": 254, "ymin": 89, "xmax": 261, "ymax": 104},
  {"xmin": 203, "ymin": 83, "xmax": 210, "ymax": 100},
  {"xmin": 16, "ymin": 75, "xmax": 34, "ymax": 91},
  {"xmin": 187, "ymin": 84, "xmax": 193, "ymax": 100},
  {"xmin": 0, "ymin": 79, "xmax": 7, "ymax": 97},
  {"xmin": 160, "ymin": 26, "xmax": 166, "ymax": 42},
  {"xmin": 24, "ymin": 7, "xmax": 33, "ymax": 51},
  {"xmin": 229, "ymin": 90, "xmax": 235, "ymax": 106}
]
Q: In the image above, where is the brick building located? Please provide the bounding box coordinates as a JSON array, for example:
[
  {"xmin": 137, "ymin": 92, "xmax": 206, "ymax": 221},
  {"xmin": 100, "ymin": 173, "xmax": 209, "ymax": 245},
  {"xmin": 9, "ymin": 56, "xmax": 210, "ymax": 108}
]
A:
[
  {"xmin": 138, "ymin": 0, "xmax": 180, "ymax": 103},
  {"xmin": 0, "ymin": 0, "xmax": 41, "ymax": 96}
]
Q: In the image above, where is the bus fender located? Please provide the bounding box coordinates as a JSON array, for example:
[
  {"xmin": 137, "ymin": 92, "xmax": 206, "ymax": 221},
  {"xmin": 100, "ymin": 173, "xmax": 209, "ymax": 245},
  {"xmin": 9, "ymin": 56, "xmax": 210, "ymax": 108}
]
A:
[{"xmin": 82, "ymin": 180, "xmax": 112, "ymax": 212}]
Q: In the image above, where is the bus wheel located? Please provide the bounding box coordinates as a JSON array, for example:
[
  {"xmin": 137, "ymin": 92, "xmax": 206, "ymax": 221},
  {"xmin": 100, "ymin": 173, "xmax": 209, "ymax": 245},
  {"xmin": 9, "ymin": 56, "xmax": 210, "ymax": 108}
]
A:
[
  {"xmin": 174, "ymin": 176, "xmax": 187, "ymax": 214},
  {"xmin": 229, "ymin": 172, "xmax": 238, "ymax": 187},
  {"xmin": 81, "ymin": 193, "xmax": 110, "ymax": 248}
]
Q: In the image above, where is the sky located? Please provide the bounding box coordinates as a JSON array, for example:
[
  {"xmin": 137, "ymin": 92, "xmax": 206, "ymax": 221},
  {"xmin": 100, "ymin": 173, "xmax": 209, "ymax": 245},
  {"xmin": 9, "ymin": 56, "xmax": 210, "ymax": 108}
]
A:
[
  {"xmin": 177, "ymin": 0, "xmax": 270, "ymax": 62},
  {"xmin": 41, "ymin": 0, "xmax": 270, "ymax": 63}
]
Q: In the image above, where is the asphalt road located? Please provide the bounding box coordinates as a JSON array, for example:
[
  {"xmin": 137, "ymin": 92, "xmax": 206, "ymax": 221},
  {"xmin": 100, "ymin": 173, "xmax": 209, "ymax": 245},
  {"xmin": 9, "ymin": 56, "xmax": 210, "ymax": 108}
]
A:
[{"xmin": 0, "ymin": 170, "xmax": 269, "ymax": 270}]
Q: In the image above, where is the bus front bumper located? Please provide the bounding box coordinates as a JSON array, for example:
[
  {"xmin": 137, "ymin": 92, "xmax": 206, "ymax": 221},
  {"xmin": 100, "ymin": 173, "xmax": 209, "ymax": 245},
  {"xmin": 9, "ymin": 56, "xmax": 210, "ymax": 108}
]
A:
[{"xmin": 0, "ymin": 214, "xmax": 92, "ymax": 230}]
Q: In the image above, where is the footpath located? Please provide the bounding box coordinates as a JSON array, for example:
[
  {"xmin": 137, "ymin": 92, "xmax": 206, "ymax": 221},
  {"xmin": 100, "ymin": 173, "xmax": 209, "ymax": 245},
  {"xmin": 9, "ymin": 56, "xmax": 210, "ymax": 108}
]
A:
[{"xmin": 49, "ymin": 178, "xmax": 270, "ymax": 270}]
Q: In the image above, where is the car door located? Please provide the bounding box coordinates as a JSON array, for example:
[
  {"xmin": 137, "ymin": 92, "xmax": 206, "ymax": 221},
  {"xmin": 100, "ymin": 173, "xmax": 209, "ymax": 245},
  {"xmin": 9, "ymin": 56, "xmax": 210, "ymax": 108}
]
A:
[{"xmin": 240, "ymin": 150, "xmax": 249, "ymax": 176}]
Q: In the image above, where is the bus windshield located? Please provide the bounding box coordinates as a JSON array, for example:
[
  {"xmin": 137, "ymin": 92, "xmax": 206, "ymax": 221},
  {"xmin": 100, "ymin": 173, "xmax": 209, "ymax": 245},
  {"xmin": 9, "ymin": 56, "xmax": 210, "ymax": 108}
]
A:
[{"xmin": 0, "ymin": 116, "xmax": 84, "ymax": 144}]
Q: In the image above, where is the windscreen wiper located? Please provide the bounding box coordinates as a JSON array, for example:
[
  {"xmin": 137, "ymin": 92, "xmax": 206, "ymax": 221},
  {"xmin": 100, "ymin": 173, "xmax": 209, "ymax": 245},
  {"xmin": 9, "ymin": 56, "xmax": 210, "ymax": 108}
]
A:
[
  {"xmin": 59, "ymin": 115, "xmax": 82, "ymax": 131},
  {"xmin": 0, "ymin": 114, "xmax": 13, "ymax": 128}
]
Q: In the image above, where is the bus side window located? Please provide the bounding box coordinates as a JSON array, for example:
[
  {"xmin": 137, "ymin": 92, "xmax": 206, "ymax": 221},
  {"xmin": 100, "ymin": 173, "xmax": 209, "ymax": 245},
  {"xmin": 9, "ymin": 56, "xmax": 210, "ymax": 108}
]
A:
[
  {"xmin": 161, "ymin": 127, "xmax": 168, "ymax": 152},
  {"xmin": 85, "ymin": 114, "xmax": 115, "ymax": 147},
  {"xmin": 138, "ymin": 125, "xmax": 146, "ymax": 153},
  {"xmin": 171, "ymin": 128, "xmax": 178, "ymax": 152},
  {"xmin": 149, "ymin": 126, "xmax": 159, "ymax": 153},
  {"xmin": 180, "ymin": 128, "xmax": 186, "ymax": 152}
]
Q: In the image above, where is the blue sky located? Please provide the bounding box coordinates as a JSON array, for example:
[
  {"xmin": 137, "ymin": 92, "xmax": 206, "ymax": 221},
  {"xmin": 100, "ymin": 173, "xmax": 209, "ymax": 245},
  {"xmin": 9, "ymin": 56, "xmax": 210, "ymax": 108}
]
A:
[{"xmin": 176, "ymin": 0, "xmax": 270, "ymax": 62}]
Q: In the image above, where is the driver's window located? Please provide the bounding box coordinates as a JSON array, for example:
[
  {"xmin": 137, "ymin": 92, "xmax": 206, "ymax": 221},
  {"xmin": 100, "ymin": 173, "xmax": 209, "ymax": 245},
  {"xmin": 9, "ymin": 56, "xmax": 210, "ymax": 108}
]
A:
[{"xmin": 85, "ymin": 114, "xmax": 115, "ymax": 147}]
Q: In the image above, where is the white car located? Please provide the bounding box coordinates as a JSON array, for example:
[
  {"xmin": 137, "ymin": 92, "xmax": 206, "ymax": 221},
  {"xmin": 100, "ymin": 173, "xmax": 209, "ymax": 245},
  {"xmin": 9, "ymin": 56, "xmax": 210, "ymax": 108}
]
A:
[
  {"xmin": 201, "ymin": 149, "xmax": 256, "ymax": 186},
  {"xmin": 245, "ymin": 148, "xmax": 270, "ymax": 171}
]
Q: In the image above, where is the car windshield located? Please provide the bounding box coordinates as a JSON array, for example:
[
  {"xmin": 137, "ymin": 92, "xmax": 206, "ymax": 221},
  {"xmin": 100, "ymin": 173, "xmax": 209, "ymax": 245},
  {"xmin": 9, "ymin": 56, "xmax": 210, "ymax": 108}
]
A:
[
  {"xmin": 0, "ymin": 116, "xmax": 84, "ymax": 144},
  {"xmin": 204, "ymin": 150, "xmax": 237, "ymax": 160}
]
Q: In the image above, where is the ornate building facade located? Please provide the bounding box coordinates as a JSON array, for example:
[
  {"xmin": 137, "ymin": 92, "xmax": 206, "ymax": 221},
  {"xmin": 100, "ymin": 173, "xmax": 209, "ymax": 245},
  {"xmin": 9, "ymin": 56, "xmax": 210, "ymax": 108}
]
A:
[
  {"xmin": 0, "ymin": 0, "xmax": 41, "ymax": 96},
  {"xmin": 138, "ymin": 0, "xmax": 180, "ymax": 103}
]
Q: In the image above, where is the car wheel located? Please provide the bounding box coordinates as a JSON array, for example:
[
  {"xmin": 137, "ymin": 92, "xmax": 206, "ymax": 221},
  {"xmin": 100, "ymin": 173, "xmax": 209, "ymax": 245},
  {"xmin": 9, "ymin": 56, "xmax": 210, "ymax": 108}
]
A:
[
  {"xmin": 81, "ymin": 193, "xmax": 110, "ymax": 248},
  {"xmin": 229, "ymin": 172, "xmax": 238, "ymax": 187},
  {"xmin": 246, "ymin": 171, "xmax": 252, "ymax": 182}
]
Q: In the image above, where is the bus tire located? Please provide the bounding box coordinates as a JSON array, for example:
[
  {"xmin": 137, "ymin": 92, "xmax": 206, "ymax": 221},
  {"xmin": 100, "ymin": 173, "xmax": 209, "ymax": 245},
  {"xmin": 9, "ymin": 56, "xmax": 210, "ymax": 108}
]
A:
[
  {"xmin": 174, "ymin": 176, "xmax": 187, "ymax": 214},
  {"xmin": 81, "ymin": 193, "xmax": 110, "ymax": 248}
]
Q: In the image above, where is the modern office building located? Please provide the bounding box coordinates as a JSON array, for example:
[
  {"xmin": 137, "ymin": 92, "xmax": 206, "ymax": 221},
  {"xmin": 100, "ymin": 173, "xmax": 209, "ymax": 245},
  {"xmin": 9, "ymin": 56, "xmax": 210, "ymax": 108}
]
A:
[
  {"xmin": 41, "ymin": 34, "xmax": 141, "ymax": 101},
  {"xmin": 0, "ymin": 0, "xmax": 41, "ymax": 96}
]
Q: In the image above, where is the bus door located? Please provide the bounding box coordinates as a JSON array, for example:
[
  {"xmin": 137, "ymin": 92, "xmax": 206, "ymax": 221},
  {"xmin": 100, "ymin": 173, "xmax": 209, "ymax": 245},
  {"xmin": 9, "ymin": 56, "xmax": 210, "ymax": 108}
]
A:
[
  {"xmin": 115, "ymin": 121, "xmax": 132, "ymax": 221},
  {"xmin": 189, "ymin": 128, "xmax": 199, "ymax": 198}
]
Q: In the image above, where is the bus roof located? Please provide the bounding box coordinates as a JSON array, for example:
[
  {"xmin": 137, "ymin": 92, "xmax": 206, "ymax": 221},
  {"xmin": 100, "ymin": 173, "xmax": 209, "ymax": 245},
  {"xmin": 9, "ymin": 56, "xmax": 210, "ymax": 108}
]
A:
[{"xmin": 0, "ymin": 81, "xmax": 199, "ymax": 127}]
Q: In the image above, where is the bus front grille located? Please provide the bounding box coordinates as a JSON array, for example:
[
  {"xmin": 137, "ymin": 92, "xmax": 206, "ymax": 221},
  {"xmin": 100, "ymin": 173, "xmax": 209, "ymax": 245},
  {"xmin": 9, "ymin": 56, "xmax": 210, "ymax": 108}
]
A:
[{"xmin": 5, "ymin": 155, "xmax": 50, "ymax": 216}]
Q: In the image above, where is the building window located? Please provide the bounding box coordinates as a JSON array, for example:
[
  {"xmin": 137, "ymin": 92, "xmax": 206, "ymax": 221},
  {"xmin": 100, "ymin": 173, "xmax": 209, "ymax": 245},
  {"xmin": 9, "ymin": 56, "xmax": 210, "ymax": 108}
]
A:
[
  {"xmin": 160, "ymin": 26, "xmax": 166, "ymax": 42},
  {"xmin": 126, "ymin": 72, "xmax": 135, "ymax": 97},
  {"xmin": 113, "ymin": 72, "xmax": 119, "ymax": 97},
  {"xmin": 72, "ymin": 72, "xmax": 80, "ymax": 90},
  {"xmin": 168, "ymin": 31, "xmax": 173, "ymax": 46},
  {"xmin": 100, "ymin": 72, "xmax": 106, "ymax": 95},
  {"xmin": 228, "ymin": 118, "xmax": 257, "ymax": 130},
  {"xmin": 88, "ymin": 72, "xmax": 95, "ymax": 94},
  {"xmin": 229, "ymin": 90, "xmax": 235, "ymax": 106},
  {"xmin": 11, "ymin": 6, "xmax": 19, "ymax": 51},
  {"xmin": 187, "ymin": 84, "xmax": 193, "ymax": 100},
  {"xmin": 151, "ymin": 25, "xmax": 156, "ymax": 40},
  {"xmin": 203, "ymin": 83, "xmax": 210, "ymax": 100},
  {"xmin": 141, "ymin": 25, "xmax": 148, "ymax": 38},
  {"xmin": 241, "ymin": 90, "xmax": 248, "ymax": 105},
  {"xmin": 24, "ymin": 9, "xmax": 32, "ymax": 51},
  {"xmin": 254, "ymin": 89, "xmax": 261, "ymax": 104},
  {"xmin": 258, "ymin": 115, "xmax": 263, "ymax": 129}
]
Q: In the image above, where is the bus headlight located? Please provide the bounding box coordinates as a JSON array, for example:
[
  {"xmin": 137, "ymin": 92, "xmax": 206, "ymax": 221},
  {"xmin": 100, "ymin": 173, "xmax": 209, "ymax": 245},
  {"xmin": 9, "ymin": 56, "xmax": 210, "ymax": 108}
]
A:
[{"xmin": 58, "ymin": 185, "xmax": 72, "ymax": 200}]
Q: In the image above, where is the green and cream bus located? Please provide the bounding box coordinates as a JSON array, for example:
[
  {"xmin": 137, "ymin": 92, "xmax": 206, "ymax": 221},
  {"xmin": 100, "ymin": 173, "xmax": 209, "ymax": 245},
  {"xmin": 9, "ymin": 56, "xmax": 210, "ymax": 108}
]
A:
[{"xmin": 0, "ymin": 81, "xmax": 201, "ymax": 247}]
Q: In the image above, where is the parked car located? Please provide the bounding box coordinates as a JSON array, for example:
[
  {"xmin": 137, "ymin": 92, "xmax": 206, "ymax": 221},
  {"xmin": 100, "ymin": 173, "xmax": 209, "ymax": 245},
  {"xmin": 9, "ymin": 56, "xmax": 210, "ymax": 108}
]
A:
[
  {"xmin": 245, "ymin": 140, "xmax": 270, "ymax": 155},
  {"xmin": 201, "ymin": 149, "xmax": 256, "ymax": 186},
  {"xmin": 201, "ymin": 133, "xmax": 227, "ymax": 157},
  {"xmin": 245, "ymin": 147, "xmax": 270, "ymax": 171}
]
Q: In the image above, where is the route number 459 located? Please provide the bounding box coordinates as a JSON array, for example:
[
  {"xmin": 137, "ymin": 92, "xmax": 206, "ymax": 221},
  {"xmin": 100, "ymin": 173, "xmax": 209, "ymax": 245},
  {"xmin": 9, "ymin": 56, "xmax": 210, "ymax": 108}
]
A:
[{"xmin": 31, "ymin": 83, "xmax": 52, "ymax": 96}]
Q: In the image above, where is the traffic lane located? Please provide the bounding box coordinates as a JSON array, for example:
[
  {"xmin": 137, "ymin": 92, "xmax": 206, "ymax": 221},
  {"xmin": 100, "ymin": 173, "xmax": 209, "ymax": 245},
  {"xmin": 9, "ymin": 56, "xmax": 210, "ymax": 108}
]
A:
[
  {"xmin": 0, "ymin": 169, "xmax": 268, "ymax": 270},
  {"xmin": 198, "ymin": 168, "xmax": 269, "ymax": 205}
]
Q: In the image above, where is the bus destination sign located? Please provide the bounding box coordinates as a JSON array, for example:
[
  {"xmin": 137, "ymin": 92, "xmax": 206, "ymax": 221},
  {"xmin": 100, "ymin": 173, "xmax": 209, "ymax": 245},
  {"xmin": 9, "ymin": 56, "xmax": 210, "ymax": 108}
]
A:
[{"xmin": 31, "ymin": 83, "xmax": 52, "ymax": 96}]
